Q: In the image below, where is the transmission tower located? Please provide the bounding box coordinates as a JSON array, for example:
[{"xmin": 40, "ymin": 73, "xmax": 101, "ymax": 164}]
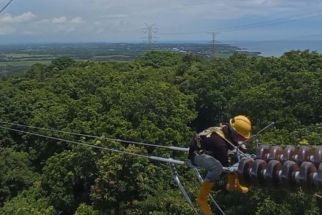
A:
[
  {"xmin": 209, "ymin": 32, "xmax": 217, "ymax": 56},
  {"xmin": 143, "ymin": 24, "xmax": 158, "ymax": 50}
]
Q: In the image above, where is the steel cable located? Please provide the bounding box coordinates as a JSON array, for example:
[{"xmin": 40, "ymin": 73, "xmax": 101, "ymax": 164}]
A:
[
  {"xmin": 0, "ymin": 121, "xmax": 189, "ymax": 152},
  {"xmin": 0, "ymin": 125, "xmax": 185, "ymax": 165}
]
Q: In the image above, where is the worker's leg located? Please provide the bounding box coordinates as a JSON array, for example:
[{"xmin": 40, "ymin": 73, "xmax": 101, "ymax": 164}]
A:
[
  {"xmin": 193, "ymin": 154, "xmax": 223, "ymax": 215},
  {"xmin": 226, "ymin": 173, "xmax": 249, "ymax": 193},
  {"xmin": 226, "ymin": 173, "xmax": 237, "ymax": 190},
  {"xmin": 197, "ymin": 180, "xmax": 214, "ymax": 215}
]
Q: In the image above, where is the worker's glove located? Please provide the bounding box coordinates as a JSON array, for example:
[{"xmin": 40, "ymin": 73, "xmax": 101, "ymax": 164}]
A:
[
  {"xmin": 240, "ymin": 144, "xmax": 247, "ymax": 152},
  {"xmin": 238, "ymin": 143, "xmax": 247, "ymax": 153}
]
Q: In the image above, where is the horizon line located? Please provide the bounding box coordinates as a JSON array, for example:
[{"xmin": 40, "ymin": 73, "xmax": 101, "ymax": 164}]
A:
[{"xmin": 0, "ymin": 39, "xmax": 322, "ymax": 46}]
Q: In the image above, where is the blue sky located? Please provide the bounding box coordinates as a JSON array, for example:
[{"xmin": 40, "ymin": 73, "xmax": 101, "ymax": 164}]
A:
[{"xmin": 1, "ymin": 0, "xmax": 322, "ymax": 43}]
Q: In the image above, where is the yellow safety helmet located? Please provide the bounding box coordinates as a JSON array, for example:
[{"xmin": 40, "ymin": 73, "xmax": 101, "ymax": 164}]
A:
[{"xmin": 230, "ymin": 115, "xmax": 252, "ymax": 139}]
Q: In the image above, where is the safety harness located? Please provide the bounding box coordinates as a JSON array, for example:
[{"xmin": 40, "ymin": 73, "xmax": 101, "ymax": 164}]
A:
[{"xmin": 188, "ymin": 125, "xmax": 231, "ymax": 160}]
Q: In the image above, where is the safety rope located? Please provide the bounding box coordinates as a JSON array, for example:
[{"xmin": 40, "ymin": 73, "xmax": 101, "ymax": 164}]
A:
[
  {"xmin": 242, "ymin": 122, "xmax": 275, "ymax": 145},
  {"xmin": 0, "ymin": 125, "xmax": 185, "ymax": 165},
  {"xmin": 0, "ymin": 121, "xmax": 189, "ymax": 152}
]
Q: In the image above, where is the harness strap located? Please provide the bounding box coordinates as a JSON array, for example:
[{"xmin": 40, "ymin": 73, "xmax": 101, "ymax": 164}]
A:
[
  {"xmin": 189, "ymin": 125, "xmax": 234, "ymax": 161},
  {"xmin": 199, "ymin": 126, "xmax": 231, "ymax": 145}
]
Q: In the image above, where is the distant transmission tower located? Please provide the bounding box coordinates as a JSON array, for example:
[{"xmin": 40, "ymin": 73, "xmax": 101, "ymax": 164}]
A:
[
  {"xmin": 143, "ymin": 24, "xmax": 158, "ymax": 50},
  {"xmin": 209, "ymin": 32, "xmax": 217, "ymax": 56}
]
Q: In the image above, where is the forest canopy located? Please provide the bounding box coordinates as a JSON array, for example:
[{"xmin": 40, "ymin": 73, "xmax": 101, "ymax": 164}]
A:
[{"xmin": 0, "ymin": 50, "xmax": 322, "ymax": 215}]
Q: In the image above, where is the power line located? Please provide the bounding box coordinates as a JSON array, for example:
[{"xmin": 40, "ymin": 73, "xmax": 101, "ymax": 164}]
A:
[
  {"xmin": 0, "ymin": 0, "xmax": 14, "ymax": 14},
  {"xmin": 0, "ymin": 125, "xmax": 185, "ymax": 165},
  {"xmin": 218, "ymin": 11, "xmax": 322, "ymax": 33},
  {"xmin": 159, "ymin": 10, "xmax": 322, "ymax": 36},
  {"xmin": 275, "ymin": 33, "xmax": 322, "ymax": 41},
  {"xmin": 0, "ymin": 121, "xmax": 189, "ymax": 152},
  {"xmin": 159, "ymin": 31, "xmax": 207, "ymax": 35}
]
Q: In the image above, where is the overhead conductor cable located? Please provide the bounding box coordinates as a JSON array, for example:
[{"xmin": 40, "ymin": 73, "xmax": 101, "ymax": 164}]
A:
[
  {"xmin": 0, "ymin": 121, "xmax": 189, "ymax": 152},
  {"xmin": 0, "ymin": 0, "xmax": 14, "ymax": 14},
  {"xmin": 0, "ymin": 125, "xmax": 185, "ymax": 165}
]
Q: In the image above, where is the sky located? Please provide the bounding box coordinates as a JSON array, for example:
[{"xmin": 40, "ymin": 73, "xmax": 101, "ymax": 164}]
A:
[{"xmin": 0, "ymin": 0, "xmax": 322, "ymax": 43}]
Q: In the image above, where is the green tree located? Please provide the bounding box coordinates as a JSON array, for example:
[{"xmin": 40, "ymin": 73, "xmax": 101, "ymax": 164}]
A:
[
  {"xmin": 41, "ymin": 146, "xmax": 98, "ymax": 214},
  {"xmin": 50, "ymin": 57, "xmax": 75, "ymax": 71},
  {"xmin": 91, "ymin": 145, "xmax": 152, "ymax": 213},
  {"xmin": 255, "ymin": 197, "xmax": 291, "ymax": 215},
  {"xmin": 74, "ymin": 204, "xmax": 100, "ymax": 215},
  {"xmin": 0, "ymin": 186, "xmax": 55, "ymax": 215},
  {"xmin": 0, "ymin": 148, "xmax": 37, "ymax": 205},
  {"xmin": 130, "ymin": 190, "xmax": 195, "ymax": 215}
]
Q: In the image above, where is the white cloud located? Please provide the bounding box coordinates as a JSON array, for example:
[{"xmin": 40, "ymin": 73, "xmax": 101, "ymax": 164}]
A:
[
  {"xmin": 0, "ymin": 12, "xmax": 36, "ymax": 24},
  {"xmin": 1, "ymin": 0, "xmax": 322, "ymax": 42},
  {"xmin": 0, "ymin": 12, "xmax": 36, "ymax": 36},
  {"xmin": 49, "ymin": 16, "xmax": 85, "ymax": 33},
  {"xmin": 52, "ymin": 16, "xmax": 67, "ymax": 24},
  {"xmin": 0, "ymin": 11, "xmax": 86, "ymax": 36},
  {"xmin": 102, "ymin": 14, "xmax": 128, "ymax": 19},
  {"xmin": 70, "ymin": 17, "xmax": 84, "ymax": 24},
  {"xmin": 52, "ymin": 16, "xmax": 84, "ymax": 25}
]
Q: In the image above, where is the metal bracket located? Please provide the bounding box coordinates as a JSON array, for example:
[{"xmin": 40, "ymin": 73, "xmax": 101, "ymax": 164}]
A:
[{"xmin": 170, "ymin": 163, "xmax": 200, "ymax": 215}]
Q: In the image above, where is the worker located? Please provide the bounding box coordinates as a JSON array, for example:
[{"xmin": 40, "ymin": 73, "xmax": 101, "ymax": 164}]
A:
[{"xmin": 188, "ymin": 115, "xmax": 252, "ymax": 215}]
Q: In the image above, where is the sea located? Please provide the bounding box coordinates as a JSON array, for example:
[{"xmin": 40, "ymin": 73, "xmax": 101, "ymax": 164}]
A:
[{"xmin": 227, "ymin": 40, "xmax": 322, "ymax": 57}]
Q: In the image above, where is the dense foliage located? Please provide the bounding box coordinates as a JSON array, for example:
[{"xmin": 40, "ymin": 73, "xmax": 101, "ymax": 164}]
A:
[{"xmin": 0, "ymin": 50, "xmax": 322, "ymax": 214}]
